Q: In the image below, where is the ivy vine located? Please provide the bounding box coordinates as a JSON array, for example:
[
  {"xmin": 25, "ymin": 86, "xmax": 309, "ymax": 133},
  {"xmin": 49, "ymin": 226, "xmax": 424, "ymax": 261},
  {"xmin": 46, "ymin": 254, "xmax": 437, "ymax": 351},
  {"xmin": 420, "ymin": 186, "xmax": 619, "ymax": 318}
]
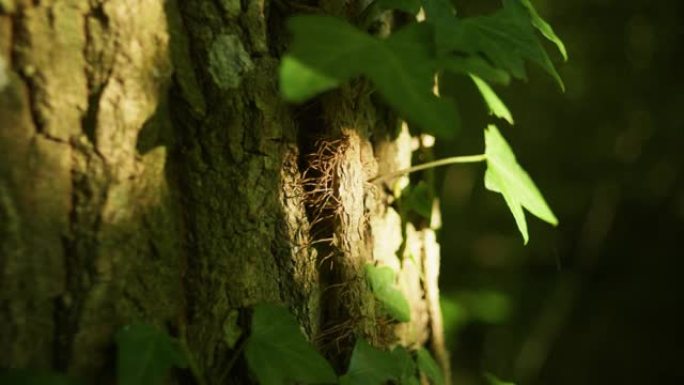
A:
[
  {"xmin": 282, "ymin": 0, "xmax": 566, "ymax": 242},
  {"xmin": 0, "ymin": 1, "xmax": 567, "ymax": 385}
]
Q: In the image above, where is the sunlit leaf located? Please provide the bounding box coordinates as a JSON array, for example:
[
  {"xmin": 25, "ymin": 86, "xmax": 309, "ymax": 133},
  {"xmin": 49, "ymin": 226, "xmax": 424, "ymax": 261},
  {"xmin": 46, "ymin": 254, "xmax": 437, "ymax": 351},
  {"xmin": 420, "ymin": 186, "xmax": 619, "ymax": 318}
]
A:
[
  {"xmin": 470, "ymin": 75, "xmax": 514, "ymax": 124},
  {"xmin": 416, "ymin": 348, "xmax": 445, "ymax": 385},
  {"xmin": 281, "ymin": 17, "xmax": 376, "ymax": 95},
  {"xmin": 517, "ymin": 0, "xmax": 568, "ymax": 60},
  {"xmin": 484, "ymin": 125, "xmax": 558, "ymax": 244},
  {"xmin": 281, "ymin": 16, "xmax": 459, "ymax": 138},
  {"xmin": 280, "ymin": 56, "xmax": 339, "ymax": 102},
  {"xmin": 115, "ymin": 324, "xmax": 188, "ymax": 385},
  {"xmin": 0, "ymin": 370, "xmax": 83, "ymax": 385},
  {"xmin": 340, "ymin": 339, "xmax": 414, "ymax": 385},
  {"xmin": 365, "ymin": 264, "xmax": 411, "ymax": 322},
  {"xmin": 245, "ymin": 304, "xmax": 337, "ymax": 385}
]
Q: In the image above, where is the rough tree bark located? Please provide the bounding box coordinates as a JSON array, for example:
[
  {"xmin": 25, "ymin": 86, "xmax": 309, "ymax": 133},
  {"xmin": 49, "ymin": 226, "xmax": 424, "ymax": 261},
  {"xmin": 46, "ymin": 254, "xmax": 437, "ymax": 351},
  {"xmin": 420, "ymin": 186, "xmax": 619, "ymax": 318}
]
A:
[{"xmin": 0, "ymin": 0, "xmax": 448, "ymax": 384}]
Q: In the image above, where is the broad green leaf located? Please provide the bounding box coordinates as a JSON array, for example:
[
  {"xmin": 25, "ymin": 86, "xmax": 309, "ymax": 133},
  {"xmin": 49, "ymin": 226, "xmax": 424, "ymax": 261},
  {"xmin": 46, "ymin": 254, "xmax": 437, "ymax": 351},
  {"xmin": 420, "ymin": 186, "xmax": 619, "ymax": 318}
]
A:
[
  {"xmin": 373, "ymin": 23, "xmax": 460, "ymax": 138},
  {"xmin": 0, "ymin": 370, "xmax": 83, "ymax": 385},
  {"xmin": 517, "ymin": 0, "xmax": 568, "ymax": 60},
  {"xmin": 470, "ymin": 75, "xmax": 514, "ymax": 124},
  {"xmin": 284, "ymin": 16, "xmax": 376, "ymax": 87},
  {"xmin": 365, "ymin": 264, "xmax": 411, "ymax": 322},
  {"xmin": 115, "ymin": 324, "xmax": 188, "ymax": 385},
  {"xmin": 434, "ymin": 0, "xmax": 564, "ymax": 90},
  {"xmin": 375, "ymin": 0, "xmax": 421, "ymax": 14},
  {"xmin": 440, "ymin": 56, "xmax": 511, "ymax": 85},
  {"xmin": 281, "ymin": 16, "xmax": 459, "ymax": 138},
  {"xmin": 393, "ymin": 346, "xmax": 417, "ymax": 384},
  {"xmin": 245, "ymin": 304, "xmax": 336, "ymax": 385},
  {"xmin": 340, "ymin": 339, "xmax": 412, "ymax": 385},
  {"xmin": 422, "ymin": 0, "xmax": 456, "ymax": 24},
  {"xmin": 280, "ymin": 56, "xmax": 339, "ymax": 102},
  {"xmin": 484, "ymin": 372, "xmax": 516, "ymax": 385},
  {"xmin": 416, "ymin": 348, "xmax": 445, "ymax": 385},
  {"xmin": 421, "ymin": 0, "xmax": 462, "ymax": 91},
  {"xmin": 421, "ymin": 0, "xmax": 461, "ymax": 65},
  {"xmin": 484, "ymin": 125, "xmax": 558, "ymax": 244}
]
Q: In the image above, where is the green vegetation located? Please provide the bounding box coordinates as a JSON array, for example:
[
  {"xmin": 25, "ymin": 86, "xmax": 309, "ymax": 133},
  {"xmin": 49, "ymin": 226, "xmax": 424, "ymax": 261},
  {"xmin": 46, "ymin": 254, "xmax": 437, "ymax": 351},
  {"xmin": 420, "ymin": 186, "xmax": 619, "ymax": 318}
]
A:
[
  {"xmin": 115, "ymin": 324, "xmax": 188, "ymax": 385},
  {"xmin": 0, "ymin": 0, "xmax": 569, "ymax": 384},
  {"xmin": 365, "ymin": 264, "xmax": 412, "ymax": 322},
  {"xmin": 282, "ymin": 0, "xmax": 563, "ymax": 243},
  {"xmin": 244, "ymin": 304, "xmax": 337, "ymax": 385}
]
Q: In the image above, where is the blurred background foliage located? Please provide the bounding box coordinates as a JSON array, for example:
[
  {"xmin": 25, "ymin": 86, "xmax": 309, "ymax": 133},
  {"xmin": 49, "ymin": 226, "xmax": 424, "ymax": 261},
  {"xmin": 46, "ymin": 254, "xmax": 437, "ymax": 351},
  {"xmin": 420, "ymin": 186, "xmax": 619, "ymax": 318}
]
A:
[{"xmin": 433, "ymin": 0, "xmax": 684, "ymax": 384}]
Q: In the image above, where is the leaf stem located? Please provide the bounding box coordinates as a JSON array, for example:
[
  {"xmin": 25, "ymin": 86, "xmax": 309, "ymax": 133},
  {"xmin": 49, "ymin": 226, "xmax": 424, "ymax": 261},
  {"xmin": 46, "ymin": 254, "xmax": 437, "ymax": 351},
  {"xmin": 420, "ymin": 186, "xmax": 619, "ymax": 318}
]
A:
[{"xmin": 369, "ymin": 154, "xmax": 487, "ymax": 184}]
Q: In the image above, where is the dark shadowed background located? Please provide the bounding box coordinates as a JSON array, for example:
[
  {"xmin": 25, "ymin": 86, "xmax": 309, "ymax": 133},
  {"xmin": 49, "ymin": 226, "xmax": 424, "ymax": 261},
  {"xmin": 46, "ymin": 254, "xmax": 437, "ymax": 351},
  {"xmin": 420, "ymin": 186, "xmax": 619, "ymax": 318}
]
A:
[{"xmin": 434, "ymin": 0, "xmax": 684, "ymax": 384}]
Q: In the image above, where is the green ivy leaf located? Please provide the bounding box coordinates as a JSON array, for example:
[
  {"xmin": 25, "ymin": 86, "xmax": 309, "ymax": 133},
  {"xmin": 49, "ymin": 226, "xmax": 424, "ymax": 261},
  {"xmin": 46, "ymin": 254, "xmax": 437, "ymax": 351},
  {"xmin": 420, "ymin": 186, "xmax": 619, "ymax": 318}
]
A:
[
  {"xmin": 434, "ymin": 0, "xmax": 564, "ymax": 90},
  {"xmin": 279, "ymin": 56, "xmax": 339, "ymax": 102},
  {"xmin": 416, "ymin": 348, "xmax": 445, "ymax": 385},
  {"xmin": 393, "ymin": 346, "xmax": 417, "ymax": 385},
  {"xmin": 0, "ymin": 370, "xmax": 83, "ymax": 385},
  {"xmin": 365, "ymin": 264, "xmax": 411, "ymax": 322},
  {"xmin": 281, "ymin": 16, "xmax": 459, "ymax": 138},
  {"xmin": 484, "ymin": 372, "xmax": 516, "ymax": 385},
  {"xmin": 422, "ymin": 0, "xmax": 456, "ymax": 25},
  {"xmin": 245, "ymin": 304, "xmax": 337, "ymax": 385},
  {"xmin": 376, "ymin": 23, "xmax": 460, "ymax": 138},
  {"xmin": 440, "ymin": 56, "xmax": 511, "ymax": 85},
  {"xmin": 115, "ymin": 324, "xmax": 188, "ymax": 385},
  {"xmin": 422, "ymin": 0, "xmax": 456, "ymax": 20},
  {"xmin": 280, "ymin": 16, "xmax": 374, "ymax": 95},
  {"xmin": 518, "ymin": 0, "xmax": 568, "ymax": 60},
  {"xmin": 470, "ymin": 75, "xmax": 514, "ymax": 124},
  {"xmin": 340, "ymin": 339, "xmax": 413, "ymax": 385},
  {"xmin": 484, "ymin": 125, "xmax": 558, "ymax": 244}
]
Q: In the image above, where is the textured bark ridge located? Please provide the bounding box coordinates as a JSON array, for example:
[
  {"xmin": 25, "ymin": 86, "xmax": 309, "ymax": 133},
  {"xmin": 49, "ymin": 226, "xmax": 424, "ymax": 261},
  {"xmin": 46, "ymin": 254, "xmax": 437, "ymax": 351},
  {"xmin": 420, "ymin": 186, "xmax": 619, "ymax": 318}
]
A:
[
  {"xmin": 0, "ymin": 0, "xmax": 448, "ymax": 383},
  {"xmin": 312, "ymin": 88, "xmax": 450, "ymax": 375}
]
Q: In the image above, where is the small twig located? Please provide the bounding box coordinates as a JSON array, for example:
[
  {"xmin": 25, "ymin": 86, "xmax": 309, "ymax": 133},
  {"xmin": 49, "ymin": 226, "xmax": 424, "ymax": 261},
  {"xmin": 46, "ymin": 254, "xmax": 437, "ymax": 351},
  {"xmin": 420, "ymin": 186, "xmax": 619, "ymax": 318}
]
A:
[{"xmin": 369, "ymin": 154, "xmax": 487, "ymax": 184}]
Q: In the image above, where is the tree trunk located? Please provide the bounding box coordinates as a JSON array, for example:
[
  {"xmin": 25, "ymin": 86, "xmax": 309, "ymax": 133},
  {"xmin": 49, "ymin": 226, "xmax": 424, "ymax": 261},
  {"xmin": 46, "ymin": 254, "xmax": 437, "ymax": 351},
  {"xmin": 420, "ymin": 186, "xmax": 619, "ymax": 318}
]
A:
[{"xmin": 0, "ymin": 0, "xmax": 448, "ymax": 383}]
